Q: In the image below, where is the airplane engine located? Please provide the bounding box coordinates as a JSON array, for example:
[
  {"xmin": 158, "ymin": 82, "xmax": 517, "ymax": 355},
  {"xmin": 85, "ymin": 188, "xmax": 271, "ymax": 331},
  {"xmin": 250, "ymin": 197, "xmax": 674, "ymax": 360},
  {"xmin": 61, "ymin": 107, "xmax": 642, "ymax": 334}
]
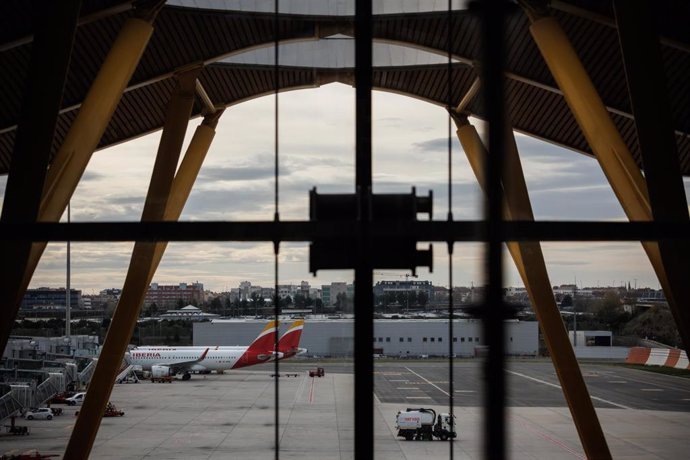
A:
[{"xmin": 151, "ymin": 365, "xmax": 172, "ymax": 378}]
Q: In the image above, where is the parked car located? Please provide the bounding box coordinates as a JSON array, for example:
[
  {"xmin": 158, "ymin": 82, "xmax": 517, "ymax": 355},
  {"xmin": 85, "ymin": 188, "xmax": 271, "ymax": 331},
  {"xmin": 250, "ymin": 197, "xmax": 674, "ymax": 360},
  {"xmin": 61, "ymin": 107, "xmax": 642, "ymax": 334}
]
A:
[
  {"xmin": 65, "ymin": 392, "xmax": 86, "ymax": 406},
  {"xmin": 24, "ymin": 408, "xmax": 53, "ymax": 420},
  {"xmin": 51, "ymin": 391, "xmax": 76, "ymax": 404}
]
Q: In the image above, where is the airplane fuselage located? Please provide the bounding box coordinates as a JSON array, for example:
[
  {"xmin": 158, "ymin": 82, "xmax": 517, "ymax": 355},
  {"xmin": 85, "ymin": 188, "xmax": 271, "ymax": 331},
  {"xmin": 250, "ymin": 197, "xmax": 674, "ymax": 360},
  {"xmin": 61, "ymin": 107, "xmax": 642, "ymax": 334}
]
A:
[{"xmin": 127, "ymin": 347, "xmax": 274, "ymax": 372}]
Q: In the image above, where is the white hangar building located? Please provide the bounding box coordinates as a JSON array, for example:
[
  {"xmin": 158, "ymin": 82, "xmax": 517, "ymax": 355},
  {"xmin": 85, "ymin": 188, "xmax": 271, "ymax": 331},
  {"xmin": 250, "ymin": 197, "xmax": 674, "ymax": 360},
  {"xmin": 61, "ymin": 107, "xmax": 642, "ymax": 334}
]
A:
[{"xmin": 193, "ymin": 319, "xmax": 539, "ymax": 358}]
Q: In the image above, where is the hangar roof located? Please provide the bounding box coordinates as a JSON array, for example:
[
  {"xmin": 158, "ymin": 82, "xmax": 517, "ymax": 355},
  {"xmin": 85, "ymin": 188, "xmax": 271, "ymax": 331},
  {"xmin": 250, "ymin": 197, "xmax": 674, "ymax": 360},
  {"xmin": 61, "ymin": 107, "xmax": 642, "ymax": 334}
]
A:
[{"xmin": 0, "ymin": 0, "xmax": 688, "ymax": 175}]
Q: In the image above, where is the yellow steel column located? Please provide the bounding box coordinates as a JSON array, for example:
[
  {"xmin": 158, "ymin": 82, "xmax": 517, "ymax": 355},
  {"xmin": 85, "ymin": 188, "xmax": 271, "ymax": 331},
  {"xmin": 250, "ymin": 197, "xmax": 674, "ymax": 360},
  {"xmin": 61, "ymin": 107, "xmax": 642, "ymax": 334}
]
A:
[
  {"xmin": 41, "ymin": 11, "xmax": 162, "ymax": 222},
  {"xmin": 452, "ymin": 113, "xmax": 612, "ymax": 459},
  {"xmin": 149, "ymin": 109, "xmax": 225, "ymax": 279},
  {"xmin": 613, "ymin": 0, "xmax": 690, "ymax": 355},
  {"xmin": 6, "ymin": 2, "xmax": 164, "ymax": 334},
  {"xmin": 524, "ymin": 10, "xmax": 690, "ymax": 353},
  {"xmin": 63, "ymin": 68, "xmax": 201, "ymax": 460}
]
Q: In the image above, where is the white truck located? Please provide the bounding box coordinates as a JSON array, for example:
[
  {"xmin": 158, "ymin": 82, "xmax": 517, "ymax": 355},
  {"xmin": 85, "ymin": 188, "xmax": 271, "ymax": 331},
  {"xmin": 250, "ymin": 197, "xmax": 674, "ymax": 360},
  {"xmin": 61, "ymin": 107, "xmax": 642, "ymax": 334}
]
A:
[{"xmin": 395, "ymin": 408, "xmax": 457, "ymax": 441}]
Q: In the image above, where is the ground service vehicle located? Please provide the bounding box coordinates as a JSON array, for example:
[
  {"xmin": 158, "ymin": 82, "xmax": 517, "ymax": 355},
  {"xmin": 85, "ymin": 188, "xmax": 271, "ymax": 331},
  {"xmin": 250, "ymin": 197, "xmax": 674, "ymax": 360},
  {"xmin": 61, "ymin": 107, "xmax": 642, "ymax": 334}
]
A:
[
  {"xmin": 50, "ymin": 391, "xmax": 76, "ymax": 404},
  {"xmin": 395, "ymin": 408, "xmax": 457, "ymax": 441},
  {"xmin": 65, "ymin": 392, "xmax": 86, "ymax": 406},
  {"xmin": 24, "ymin": 408, "xmax": 53, "ymax": 420},
  {"xmin": 309, "ymin": 367, "xmax": 325, "ymax": 377},
  {"xmin": 104, "ymin": 402, "xmax": 125, "ymax": 417}
]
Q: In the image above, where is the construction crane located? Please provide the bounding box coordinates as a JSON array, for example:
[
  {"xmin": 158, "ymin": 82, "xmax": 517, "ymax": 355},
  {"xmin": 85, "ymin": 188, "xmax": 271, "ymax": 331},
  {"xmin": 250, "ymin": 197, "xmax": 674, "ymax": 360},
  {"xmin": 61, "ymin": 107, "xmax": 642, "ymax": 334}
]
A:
[
  {"xmin": 375, "ymin": 272, "xmax": 418, "ymax": 281},
  {"xmin": 374, "ymin": 273, "xmax": 421, "ymax": 314}
]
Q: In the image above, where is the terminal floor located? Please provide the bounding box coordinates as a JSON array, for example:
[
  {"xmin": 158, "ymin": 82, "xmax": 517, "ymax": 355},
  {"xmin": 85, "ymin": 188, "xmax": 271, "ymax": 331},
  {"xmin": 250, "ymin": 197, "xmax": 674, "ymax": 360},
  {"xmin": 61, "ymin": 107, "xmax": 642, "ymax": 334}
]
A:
[{"xmin": 1, "ymin": 361, "xmax": 689, "ymax": 459}]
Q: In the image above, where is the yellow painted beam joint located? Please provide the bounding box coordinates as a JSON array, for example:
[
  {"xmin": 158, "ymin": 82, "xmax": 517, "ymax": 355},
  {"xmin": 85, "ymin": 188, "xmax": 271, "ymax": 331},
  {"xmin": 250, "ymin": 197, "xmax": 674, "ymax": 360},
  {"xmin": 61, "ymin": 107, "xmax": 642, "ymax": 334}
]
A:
[
  {"xmin": 528, "ymin": 16, "xmax": 651, "ymax": 221},
  {"xmin": 40, "ymin": 18, "xmax": 154, "ymax": 223}
]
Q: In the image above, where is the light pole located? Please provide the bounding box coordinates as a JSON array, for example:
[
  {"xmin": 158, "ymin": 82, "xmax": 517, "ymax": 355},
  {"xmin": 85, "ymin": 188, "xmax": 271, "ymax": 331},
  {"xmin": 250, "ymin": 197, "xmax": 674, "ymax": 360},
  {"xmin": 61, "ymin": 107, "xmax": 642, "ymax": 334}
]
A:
[
  {"xmin": 66, "ymin": 202, "xmax": 71, "ymax": 339},
  {"xmin": 572, "ymin": 284, "xmax": 577, "ymax": 347}
]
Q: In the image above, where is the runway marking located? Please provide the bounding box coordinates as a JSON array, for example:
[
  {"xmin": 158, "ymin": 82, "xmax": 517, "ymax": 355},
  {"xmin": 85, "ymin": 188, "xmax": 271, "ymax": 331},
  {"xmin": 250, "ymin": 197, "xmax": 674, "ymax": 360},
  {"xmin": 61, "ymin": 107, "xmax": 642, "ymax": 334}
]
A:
[
  {"xmin": 308, "ymin": 377, "xmax": 315, "ymax": 404},
  {"xmin": 516, "ymin": 416, "xmax": 585, "ymax": 460},
  {"xmin": 405, "ymin": 367, "xmax": 449, "ymax": 397},
  {"xmin": 397, "ymin": 387, "xmax": 420, "ymax": 390},
  {"xmin": 506, "ymin": 370, "xmax": 633, "ymax": 410},
  {"xmin": 389, "ymin": 379, "xmax": 409, "ymax": 382},
  {"xmin": 640, "ymin": 388, "xmax": 663, "ymax": 392},
  {"xmin": 406, "ymin": 396, "xmax": 431, "ymax": 399},
  {"xmin": 608, "ymin": 380, "xmax": 627, "ymax": 384},
  {"xmin": 455, "ymin": 390, "xmax": 476, "ymax": 393}
]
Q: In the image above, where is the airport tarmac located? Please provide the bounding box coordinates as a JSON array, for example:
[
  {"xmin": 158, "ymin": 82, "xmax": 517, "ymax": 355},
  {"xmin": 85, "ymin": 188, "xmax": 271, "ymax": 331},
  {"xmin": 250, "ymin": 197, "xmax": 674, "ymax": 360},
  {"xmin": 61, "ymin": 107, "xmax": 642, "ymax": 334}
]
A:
[{"xmin": 1, "ymin": 360, "xmax": 689, "ymax": 459}]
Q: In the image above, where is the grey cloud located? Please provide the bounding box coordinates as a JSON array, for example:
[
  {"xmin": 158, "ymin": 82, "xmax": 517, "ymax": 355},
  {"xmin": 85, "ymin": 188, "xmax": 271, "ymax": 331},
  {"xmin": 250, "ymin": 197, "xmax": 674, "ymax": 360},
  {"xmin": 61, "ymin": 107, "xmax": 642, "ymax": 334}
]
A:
[
  {"xmin": 184, "ymin": 188, "xmax": 275, "ymax": 218},
  {"xmin": 80, "ymin": 171, "xmax": 106, "ymax": 182},
  {"xmin": 110, "ymin": 195, "xmax": 145, "ymax": 206},
  {"xmin": 71, "ymin": 195, "xmax": 144, "ymax": 221},
  {"xmin": 377, "ymin": 116, "xmax": 405, "ymax": 127},
  {"xmin": 530, "ymin": 188, "xmax": 624, "ymax": 220},
  {"xmin": 413, "ymin": 138, "xmax": 450, "ymax": 153},
  {"xmin": 548, "ymin": 260, "xmax": 591, "ymax": 267},
  {"xmin": 198, "ymin": 165, "xmax": 290, "ymax": 182}
]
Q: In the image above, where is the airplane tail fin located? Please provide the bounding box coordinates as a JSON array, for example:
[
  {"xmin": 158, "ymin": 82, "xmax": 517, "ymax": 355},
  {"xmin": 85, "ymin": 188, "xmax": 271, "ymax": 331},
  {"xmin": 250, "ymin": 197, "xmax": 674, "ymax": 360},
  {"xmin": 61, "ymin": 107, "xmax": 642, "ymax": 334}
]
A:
[
  {"xmin": 246, "ymin": 320, "xmax": 280, "ymax": 354},
  {"xmin": 278, "ymin": 320, "xmax": 304, "ymax": 359},
  {"xmin": 232, "ymin": 321, "xmax": 280, "ymax": 369}
]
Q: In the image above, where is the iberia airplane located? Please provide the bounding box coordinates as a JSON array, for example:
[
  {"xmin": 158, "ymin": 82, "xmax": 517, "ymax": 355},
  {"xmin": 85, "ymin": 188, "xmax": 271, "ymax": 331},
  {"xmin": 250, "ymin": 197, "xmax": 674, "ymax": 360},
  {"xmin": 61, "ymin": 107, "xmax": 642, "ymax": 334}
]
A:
[
  {"xmin": 127, "ymin": 320, "xmax": 306, "ymax": 380},
  {"xmin": 126, "ymin": 321, "xmax": 281, "ymax": 380}
]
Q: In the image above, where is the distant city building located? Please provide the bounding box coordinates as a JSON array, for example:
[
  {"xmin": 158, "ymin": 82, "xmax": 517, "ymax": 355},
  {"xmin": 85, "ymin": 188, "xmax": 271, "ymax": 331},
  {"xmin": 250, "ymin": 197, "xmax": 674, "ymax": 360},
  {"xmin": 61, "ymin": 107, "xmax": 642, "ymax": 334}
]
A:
[
  {"xmin": 235, "ymin": 281, "xmax": 319, "ymax": 302},
  {"xmin": 322, "ymin": 282, "xmax": 353, "ymax": 307},
  {"xmin": 20, "ymin": 287, "xmax": 81, "ymax": 310},
  {"xmin": 308, "ymin": 288, "xmax": 322, "ymax": 300},
  {"xmin": 637, "ymin": 288, "xmax": 666, "ymax": 303},
  {"xmin": 144, "ymin": 282, "xmax": 204, "ymax": 307},
  {"xmin": 100, "ymin": 288, "xmax": 122, "ymax": 298},
  {"xmin": 553, "ymin": 284, "xmax": 594, "ymax": 297},
  {"xmin": 278, "ymin": 284, "xmax": 298, "ymax": 299},
  {"xmin": 373, "ymin": 280, "xmax": 433, "ymax": 299},
  {"xmin": 159, "ymin": 305, "xmax": 219, "ymax": 321},
  {"xmin": 82, "ymin": 288, "xmax": 121, "ymax": 310}
]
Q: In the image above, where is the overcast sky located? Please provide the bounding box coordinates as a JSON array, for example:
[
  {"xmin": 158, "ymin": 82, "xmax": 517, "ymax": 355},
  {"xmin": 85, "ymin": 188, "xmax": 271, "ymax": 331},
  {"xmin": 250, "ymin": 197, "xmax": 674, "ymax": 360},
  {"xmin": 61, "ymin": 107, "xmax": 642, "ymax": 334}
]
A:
[{"xmin": 1, "ymin": 83, "xmax": 689, "ymax": 293}]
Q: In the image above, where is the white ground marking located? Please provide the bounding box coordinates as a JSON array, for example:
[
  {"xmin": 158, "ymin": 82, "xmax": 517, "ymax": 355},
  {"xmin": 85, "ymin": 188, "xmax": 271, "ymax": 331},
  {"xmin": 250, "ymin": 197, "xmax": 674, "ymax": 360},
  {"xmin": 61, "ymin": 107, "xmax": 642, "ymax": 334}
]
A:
[
  {"xmin": 506, "ymin": 370, "xmax": 633, "ymax": 410},
  {"xmin": 405, "ymin": 367, "xmax": 450, "ymax": 396},
  {"xmin": 397, "ymin": 387, "xmax": 420, "ymax": 390},
  {"xmin": 389, "ymin": 379, "xmax": 409, "ymax": 382},
  {"xmin": 406, "ymin": 396, "xmax": 432, "ymax": 399},
  {"xmin": 455, "ymin": 390, "xmax": 476, "ymax": 393},
  {"xmin": 608, "ymin": 380, "xmax": 627, "ymax": 384},
  {"xmin": 640, "ymin": 389, "xmax": 664, "ymax": 392}
]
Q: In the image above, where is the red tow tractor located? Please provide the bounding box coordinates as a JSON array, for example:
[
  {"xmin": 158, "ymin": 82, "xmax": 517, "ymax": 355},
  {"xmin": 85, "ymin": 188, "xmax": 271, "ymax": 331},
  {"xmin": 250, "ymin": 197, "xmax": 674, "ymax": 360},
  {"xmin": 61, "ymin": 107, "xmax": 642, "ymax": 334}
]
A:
[
  {"xmin": 75, "ymin": 402, "xmax": 124, "ymax": 417},
  {"xmin": 104, "ymin": 402, "xmax": 125, "ymax": 417},
  {"xmin": 308, "ymin": 367, "xmax": 325, "ymax": 378}
]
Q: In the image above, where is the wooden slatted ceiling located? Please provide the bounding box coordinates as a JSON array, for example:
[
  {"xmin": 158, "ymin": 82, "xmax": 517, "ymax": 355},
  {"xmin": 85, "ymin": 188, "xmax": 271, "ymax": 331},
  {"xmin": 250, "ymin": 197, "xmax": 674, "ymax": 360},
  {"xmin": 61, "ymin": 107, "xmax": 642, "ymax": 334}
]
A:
[
  {"xmin": 0, "ymin": 2, "xmax": 688, "ymax": 176},
  {"xmin": 1, "ymin": 60, "xmax": 688, "ymax": 177},
  {"xmin": 0, "ymin": 0, "xmax": 129, "ymax": 48},
  {"xmin": 0, "ymin": 45, "xmax": 30, "ymax": 129}
]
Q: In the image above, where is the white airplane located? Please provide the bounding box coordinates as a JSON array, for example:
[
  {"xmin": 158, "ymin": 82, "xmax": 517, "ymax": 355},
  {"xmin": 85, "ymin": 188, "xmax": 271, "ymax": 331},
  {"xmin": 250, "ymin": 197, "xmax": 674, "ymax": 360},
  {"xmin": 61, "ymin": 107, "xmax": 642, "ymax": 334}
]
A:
[
  {"xmin": 126, "ymin": 321, "xmax": 281, "ymax": 380},
  {"xmin": 127, "ymin": 320, "xmax": 306, "ymax": 380}
]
